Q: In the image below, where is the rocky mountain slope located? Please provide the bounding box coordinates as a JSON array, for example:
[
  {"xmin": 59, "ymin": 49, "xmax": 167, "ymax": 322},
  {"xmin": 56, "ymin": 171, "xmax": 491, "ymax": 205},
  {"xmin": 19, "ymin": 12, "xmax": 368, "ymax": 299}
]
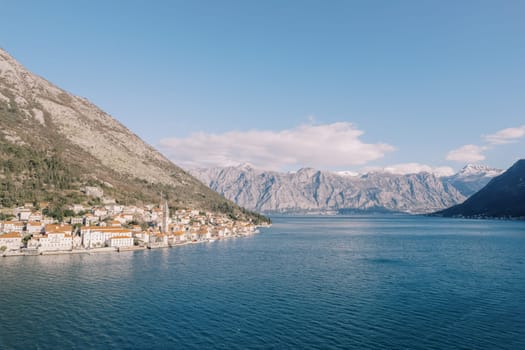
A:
[
  {"xmin": 190, "ymin": 164, "xmax": 499, "ymax": 214},
  {"xmin": 0, "ymin": 48, "xmax": 268, "ymax": 223},
  {"xmin": 436, "ymin": 160, "xmax": 525, "ymax": 219}
]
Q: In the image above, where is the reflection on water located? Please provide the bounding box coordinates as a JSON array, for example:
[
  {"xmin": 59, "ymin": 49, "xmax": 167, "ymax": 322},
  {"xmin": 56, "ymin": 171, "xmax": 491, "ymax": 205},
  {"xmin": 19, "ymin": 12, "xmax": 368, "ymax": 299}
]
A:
[{"xmin": 1, "ymin": 215, "xmax": 524, "ymax": 349}]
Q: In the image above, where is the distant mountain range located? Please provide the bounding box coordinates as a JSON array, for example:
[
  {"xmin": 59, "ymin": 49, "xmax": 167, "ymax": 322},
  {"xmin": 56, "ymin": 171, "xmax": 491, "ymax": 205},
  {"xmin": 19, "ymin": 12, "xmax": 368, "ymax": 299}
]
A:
[
  {"xmin": 0, "ymin": 48, "xmax": 267, "ymax": 223},
  {"xmin": 436, "ymin": 159, "xmax": 525, "ymax": 219},
  {"xmin": 190, "ymin": 164, "xmax": 503, "ymax": 214}
]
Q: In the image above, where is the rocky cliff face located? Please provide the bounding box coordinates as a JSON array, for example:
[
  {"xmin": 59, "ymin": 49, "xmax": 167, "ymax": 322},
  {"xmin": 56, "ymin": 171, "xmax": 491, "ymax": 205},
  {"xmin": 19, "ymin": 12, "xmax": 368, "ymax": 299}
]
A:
[
  {"xmin": 191, "ymin": 164, "xmax": 497, "ymax": 214},
  {"xmin": 0, "ymin": 48, "xmax": 267, "ymax": 223}
]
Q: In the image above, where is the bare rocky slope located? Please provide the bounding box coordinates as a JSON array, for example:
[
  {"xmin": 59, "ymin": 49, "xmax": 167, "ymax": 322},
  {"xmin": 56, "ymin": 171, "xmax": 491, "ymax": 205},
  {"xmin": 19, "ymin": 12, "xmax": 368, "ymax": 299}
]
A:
[
  {"xmin": 191, "ymin": 164, "xmax": 502, "ymax": 214},
  {"xmin": 0, "ymin": 48, "xmax": 268, "ymax": 223}
]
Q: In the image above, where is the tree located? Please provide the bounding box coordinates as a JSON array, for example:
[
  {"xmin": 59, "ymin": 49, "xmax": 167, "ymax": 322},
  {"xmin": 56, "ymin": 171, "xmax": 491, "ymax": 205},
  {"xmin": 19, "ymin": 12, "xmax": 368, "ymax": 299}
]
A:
[
  {"xmin": 22, "ymin": 235, "xmax": 32, "ymax": 245},
  {"xmin": 63, "ymin": 209, "xmax": 75, "ymax": 217}
]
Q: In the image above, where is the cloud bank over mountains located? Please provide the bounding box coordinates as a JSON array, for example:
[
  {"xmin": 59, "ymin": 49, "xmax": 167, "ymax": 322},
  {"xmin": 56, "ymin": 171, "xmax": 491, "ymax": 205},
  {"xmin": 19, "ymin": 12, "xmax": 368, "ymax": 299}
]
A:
[
  {"xmin": 446, "ymin": 145, "xmax": 488, "ymax": 162},
  {"xmin": 447, "ymin": 124, "xmax": 525, "ymax": 163},
  {"xmin": 363, "ymin": 163, "xmax": 455, "ymax": 177},
  {"xmin": 160, "ymin": 121, "xmax": 523, "ymax": 173},
  {"xmin": 159, "ymin": 122, "xmax": 395, "ymax": 171}
]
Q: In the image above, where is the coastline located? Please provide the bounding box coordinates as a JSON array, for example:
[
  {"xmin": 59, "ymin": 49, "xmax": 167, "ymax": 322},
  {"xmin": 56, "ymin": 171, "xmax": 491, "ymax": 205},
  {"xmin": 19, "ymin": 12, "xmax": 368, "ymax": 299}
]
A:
[{"xmin": 1, "ymin": 228, "xmax": 266, "ymax": 258}]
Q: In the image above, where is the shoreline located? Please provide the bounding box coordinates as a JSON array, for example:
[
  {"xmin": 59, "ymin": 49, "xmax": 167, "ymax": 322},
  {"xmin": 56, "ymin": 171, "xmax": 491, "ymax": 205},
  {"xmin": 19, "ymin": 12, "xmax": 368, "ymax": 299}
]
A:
[{"xmin": 1, "ymin": 229, "xmax": 264, "ymax": 258}]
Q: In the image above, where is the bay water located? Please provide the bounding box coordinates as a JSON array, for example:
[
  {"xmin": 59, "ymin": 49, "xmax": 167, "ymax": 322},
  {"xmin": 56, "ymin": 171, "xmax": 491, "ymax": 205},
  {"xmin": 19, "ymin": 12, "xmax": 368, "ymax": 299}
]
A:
[{"xmin": 1, "ymin": 215, "xmax": 524, "ymax": 349}]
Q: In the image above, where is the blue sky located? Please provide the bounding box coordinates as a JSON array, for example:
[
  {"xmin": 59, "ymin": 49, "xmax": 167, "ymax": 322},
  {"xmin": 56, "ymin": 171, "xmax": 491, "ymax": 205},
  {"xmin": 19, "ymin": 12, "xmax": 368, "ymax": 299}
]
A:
[{"xmin": 1, "ymin": 0, "xmax": 524, "ymax": 173}]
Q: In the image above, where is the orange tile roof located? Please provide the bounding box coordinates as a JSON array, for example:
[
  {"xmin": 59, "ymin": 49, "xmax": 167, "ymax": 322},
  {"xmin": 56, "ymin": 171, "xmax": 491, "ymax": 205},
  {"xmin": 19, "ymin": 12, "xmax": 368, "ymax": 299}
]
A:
[
  {"xmin": 2, "ymin": 221, "xmax": 22, "ymax": 225},
  {"xmin": 1, "ymin": 232, "xmax": 22, "ymax": 238},
  {"xmin": 104, "ymin": 229, "xmax": 132, "ymax": 233},
  {"xmin": 45, "ymin": 224, "xmax": 72, "ymax": 231},
  {"xmin": 27, "ymin": 221, "xmax": 42, "ymax": 226},
  {"xmin": 82, "ymin": 225, "xmax": 102, "ymax": 230},
  {"xmin": 83, "ymin": 227, "xmax": 131, "ymax": 233}
]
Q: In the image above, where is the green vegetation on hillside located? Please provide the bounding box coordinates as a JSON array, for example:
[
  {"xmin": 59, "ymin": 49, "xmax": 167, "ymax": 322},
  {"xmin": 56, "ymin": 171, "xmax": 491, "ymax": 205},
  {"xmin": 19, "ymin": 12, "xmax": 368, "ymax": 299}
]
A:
[
  {"xmin": 0, "ymin": 79, "xmax": 270, "ymax": 225},
  {"xmin": 0, "ymin": 141, "xmax": 82, "ymax": 207},
  {"xmin": 0, "ymin": 114, "xmax": 270, "ymax": 225}
]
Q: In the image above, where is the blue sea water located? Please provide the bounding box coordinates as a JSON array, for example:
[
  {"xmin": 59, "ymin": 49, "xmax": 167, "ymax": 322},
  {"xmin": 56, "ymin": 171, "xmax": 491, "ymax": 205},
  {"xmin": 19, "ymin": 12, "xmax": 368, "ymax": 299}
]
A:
[{"xmin": 1, "ymin": 215, "xmax": 525, "ymax": 349}]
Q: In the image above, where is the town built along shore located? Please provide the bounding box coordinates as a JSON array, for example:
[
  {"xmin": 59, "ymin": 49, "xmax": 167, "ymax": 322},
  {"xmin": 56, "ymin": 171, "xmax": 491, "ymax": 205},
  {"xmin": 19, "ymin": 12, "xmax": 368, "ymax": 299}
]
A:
[{"xmin": 1, "ymin": 203, "xmax": 268, "ymax": 258}]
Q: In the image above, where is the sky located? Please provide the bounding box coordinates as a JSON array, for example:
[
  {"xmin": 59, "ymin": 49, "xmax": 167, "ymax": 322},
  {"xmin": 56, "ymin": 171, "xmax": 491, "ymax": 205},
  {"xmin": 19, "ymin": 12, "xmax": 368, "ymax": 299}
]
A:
[{"xmin": 1, "ymin": 0, "xmax": 524, "ymax": 174}]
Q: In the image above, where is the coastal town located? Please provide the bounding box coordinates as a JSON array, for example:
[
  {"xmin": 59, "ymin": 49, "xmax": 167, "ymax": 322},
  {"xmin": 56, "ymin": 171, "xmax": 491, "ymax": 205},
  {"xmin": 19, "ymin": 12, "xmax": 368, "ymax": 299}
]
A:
[{"xmin": 0, "ymin": 191, "xmax": 264, "ymax": 257}]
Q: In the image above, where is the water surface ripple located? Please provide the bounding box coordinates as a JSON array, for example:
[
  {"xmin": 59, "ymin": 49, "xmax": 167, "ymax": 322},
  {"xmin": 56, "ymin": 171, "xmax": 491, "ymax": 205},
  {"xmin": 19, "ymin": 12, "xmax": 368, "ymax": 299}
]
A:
[{"xmin": 1, "ymin": 216, "xmax": 524, "ymax": 349}]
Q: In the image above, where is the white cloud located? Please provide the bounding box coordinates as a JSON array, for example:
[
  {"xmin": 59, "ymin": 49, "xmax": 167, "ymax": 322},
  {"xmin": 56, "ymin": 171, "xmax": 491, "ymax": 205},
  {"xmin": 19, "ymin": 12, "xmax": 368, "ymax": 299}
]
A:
[
  {"xmin": 445, "ymin": 123, "xmax": 525, "ymax": 164},
  {"xmin": 446, "ymin": 144, "xmax": 487, "ymax": 163},
  {"xmin": 363, "ymin": 163, "xmax": 455, "ymax": 177},
  {"xmin": 483, "ymin": 125, "xmax": 525, "ymax": 145},
  {"xmin": 159, "ymin": 122, "xmax": 395, "ymax": 170}
]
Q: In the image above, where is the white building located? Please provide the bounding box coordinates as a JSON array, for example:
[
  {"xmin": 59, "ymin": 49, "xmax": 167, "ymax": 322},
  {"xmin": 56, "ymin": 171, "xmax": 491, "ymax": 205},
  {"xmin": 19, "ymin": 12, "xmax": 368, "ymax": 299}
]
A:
[
  {"xmin": 14, "ymin": 207, "xmax": 31, "ymax": 221},
  {"xmin": 92, "ymin": 207, "xmax": 108, "ymax": 218},
  {"xmin": 33, "ymin": 224, "xmax": 74, "ymax": 252},
  {"xmin": 113, "ymin": 215, "xmax": 128, "ymax": 225},
  {"xmin": 108, "ymin": 236, "xmax": 134, "ymax": 248},
  {"xmin": 69, "ymin": 204, "xmax": 85, "ymax": 214},
  {"xmin": 105, "ymin": 204, "xmax": 123, "ymax": 215},
  {"xmin": 70, "ymin": 217, "xmax": 83, "ymax": 225},
  {"xmin": 26, "ymin": 221, "xmax": 44, "ymax": 234},
  {"xmin": 27, "ymin": 235, "xmax": 41, "ymax": 249},
  {"xmin": 1, "ymin": 221, "xmax": 24, "ymax": 233},
  {"xmin": 28, "ymin": 212, "xmax": 43, "ymax": 222},
  {"xmin": 83, "ymin": 214, "xmax": 99, "ymax": 225},
  {"xmin": 39, "ymin": 232, "xmax": 73, "ymax": 252},
  {"xmin": 172, "ymin": 230, "xmax": 187, "ymax": 243},
  {"xmin": 81, "ymin": 227, "xmax": 133, "ymax": 248},
  {"xmin": 81, "ymin": 229, "xmax": 106, "ymax": 248},
  {"xmin": 41, "ymin": 216, "xmax": 56, "ymax": 225},
  {"xmin": 0, "ymin": 232, "xmax": 22, "ymax": 251},
  {"xmin": 133, "ymin": 230, "xmax": 150, "ymax": 243},
  {"xmin": 197, "ymin": 228, "xmax": 211, "ymax": 241}
]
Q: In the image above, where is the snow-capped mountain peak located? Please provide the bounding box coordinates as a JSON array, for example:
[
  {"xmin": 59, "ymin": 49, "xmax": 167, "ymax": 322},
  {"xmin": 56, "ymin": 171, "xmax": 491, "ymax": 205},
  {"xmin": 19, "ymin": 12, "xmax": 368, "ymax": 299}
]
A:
[
  {"xmin": 335, "ymin": 171, "xmax": 360, "ymax": 177},
  {"xmin": 456, "ymin": 164, "xmax": 503, "ymax": 178}
]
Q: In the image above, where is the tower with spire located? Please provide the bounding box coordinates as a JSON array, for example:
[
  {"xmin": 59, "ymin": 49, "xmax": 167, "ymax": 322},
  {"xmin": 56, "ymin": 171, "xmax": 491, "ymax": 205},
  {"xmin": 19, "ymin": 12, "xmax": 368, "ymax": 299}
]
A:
[{"xmin": 160, "ymin": 192, "xmax": 170, "ymax": 233}]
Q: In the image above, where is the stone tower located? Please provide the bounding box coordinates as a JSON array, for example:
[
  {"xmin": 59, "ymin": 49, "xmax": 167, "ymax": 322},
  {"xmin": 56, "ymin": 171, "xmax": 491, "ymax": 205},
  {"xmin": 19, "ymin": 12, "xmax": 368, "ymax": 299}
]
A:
[{"xmin": 160, "ymin": 193, "xmax": 169, "ymax": 233}]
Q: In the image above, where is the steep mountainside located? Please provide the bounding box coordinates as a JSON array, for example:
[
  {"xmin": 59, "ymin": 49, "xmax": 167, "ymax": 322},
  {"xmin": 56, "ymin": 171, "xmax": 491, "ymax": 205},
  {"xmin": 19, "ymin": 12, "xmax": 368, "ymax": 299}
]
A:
[
  {"xmin": 191, "ymin": 165, "xmax": 468, "ymax": 214},
  {"xmin": 0, "ymin": 48, "xmax": 268, "ymax": 223},
  {"xmin": 436, "ymin": 160, "xmax": 525, "ymax": 219},
  {"xmin": 442, "ymin": 164, "xmax": 503, "ymax": 197}
]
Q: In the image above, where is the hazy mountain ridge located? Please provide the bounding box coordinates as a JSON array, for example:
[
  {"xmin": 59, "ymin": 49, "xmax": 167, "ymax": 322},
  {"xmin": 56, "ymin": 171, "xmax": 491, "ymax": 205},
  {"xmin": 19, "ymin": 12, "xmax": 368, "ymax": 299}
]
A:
[
  {"xmin": 190, "ymin": 164, "xmax": 501, "ymax": 214},
  {"xmin": 0, "ymin": 48, "xmax": 268, "ymax": 223}
]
